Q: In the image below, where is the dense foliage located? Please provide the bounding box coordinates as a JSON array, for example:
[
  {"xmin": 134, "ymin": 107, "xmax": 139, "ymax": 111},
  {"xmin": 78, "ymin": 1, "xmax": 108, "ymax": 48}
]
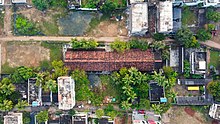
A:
[
  {"xmin": 71, "ymin": 38, "xmax": 99, "ymax": 50},
  {"xmin": 206, "ymin": 8, "xmax": 220, "ymax": 22},
  {"xmin": 15, "ymin": 15, "xmax": 41, "ymax": 36},
  {"xmin": 184, "ymin": 60, "xmax": 191, "ymax": 78},
  {"xmin": 110, "ymin": 39, "xmax": 130, "ymax": 53},
  {"xmin": 153, "ymin": 33, "xmax": 166, "ymax": 41},
  {"xmin": 196, "ymin": 29, "xmax": 212, "ymax": 41},
  {"xmin": 11, "ymin": 66, "xmax": 35, "ymax": 83},
  {"xmin": 32, "ymin": 0, "xmax": 67, "ymax": 10},
  {"xmin": 36, "ymin": 111, "xmax": 49, "ymax": 123},
  {"xmin": 111, "ymin": 67, "xmax": 149, "ymax": 110},
  {"xmin": 175, "ymin": 27, "xmax": 199, "ymax": 48},
  {"xmin": 71, "ymin": 69, "xmax": 93, "ymax": 101},
  {"xmin": 207, "ymin": 81, "xmax": 220, "ymax": 101},
  {"xmin": 100, "ymin": 0, "xmax": 117, "ymax": 14},
  {"xmin": 129, "ymin": 39, "xmax": 149, "ymax": 50}
]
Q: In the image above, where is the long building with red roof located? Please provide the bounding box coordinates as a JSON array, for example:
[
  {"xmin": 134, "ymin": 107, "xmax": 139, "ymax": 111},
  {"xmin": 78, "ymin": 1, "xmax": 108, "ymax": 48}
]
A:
[{"xmin": 64, "ymin": 49, "xmax": 162, "ymax": 72}]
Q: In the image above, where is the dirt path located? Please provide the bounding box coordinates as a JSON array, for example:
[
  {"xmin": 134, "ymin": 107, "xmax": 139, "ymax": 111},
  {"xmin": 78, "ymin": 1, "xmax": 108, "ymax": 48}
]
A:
[
  {"xmin": 201, "ymin": 40, "xmax": 220, "ymax": 50},
  {"xmin": 0, "ymin": 36, "xmax": 129, "ymax": 42},
  {"xmin": 3, "ymin": 4, "xmax": 12, "ymax": 36}
]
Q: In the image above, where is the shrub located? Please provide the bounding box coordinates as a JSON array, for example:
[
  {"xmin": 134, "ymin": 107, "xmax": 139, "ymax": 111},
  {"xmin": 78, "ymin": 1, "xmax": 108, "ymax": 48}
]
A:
[
  {"xmin": 110, "ymin": 39, "xmax": 130, "ymax": 53},
  {"xmin": 184, "ymin": 60, "xmax": 190, "ymax": 78},
  {"xmin": 71, "ymin": 38, "xmax": 99, "ymax": 50},
  {"xmin": 129, "ymin": 39, "xmax": 149, "ymax": 50},
  {"xmin": 32, "ymin": 0, "xmax": 49, "ymax": 11},
  {"xmin": 15, "ymin": 15, "xmax": 41, "ymax": 36},
  {"xmin": 206, "ymin": 8, "xmax": 220, "ymax": 22},
  {"xmin": 196, "ymin": 29, "xmax": 212, "ymax": 41},
  {"xmin": 153, "ymin": 33, "xmax": 166, "ymax": 41}
]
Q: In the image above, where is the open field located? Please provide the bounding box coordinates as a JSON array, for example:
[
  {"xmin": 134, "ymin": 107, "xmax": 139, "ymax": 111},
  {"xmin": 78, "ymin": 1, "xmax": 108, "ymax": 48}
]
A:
[
  {"xmin": 163, "ymin": 106, "xmax": 212, "ymax": 124},
  {"xmin": 182, "ymin": 6, "xmax": 197, "ymax": 26},
  {"xmin": 208, "ymin": 50, "xmax": 220, "ymax": 68}
]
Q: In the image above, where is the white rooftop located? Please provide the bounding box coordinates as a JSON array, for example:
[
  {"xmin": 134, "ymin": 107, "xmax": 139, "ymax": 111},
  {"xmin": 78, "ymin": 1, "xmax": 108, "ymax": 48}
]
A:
[
  {"xmin": 58, "ymin": 76, "xmax": 75, "ymax": 110},
  {"xmin": 12, "ymin": 0, "xmax": 27, "ymax": 3},
  {"xmin": 158, "ymin": 1, "xmax": 173, "ymax": 33},
  {"xmin": 199, "ymin": 61, "xmax": 206, "ymax": 70},
  {"xmin": 4, "ymin": 113, "xmax": 23, "ymax": 124},
  {"xmin": 130, "ymin": 0, "xmax": 145, "ymax": 4},
  {"xmin": 0, "ymin": 0, "xmax": 3, "ymax": 5},
  {"xmin": 129, "ymin": 2, "xmax": 148, "ymax": 35}
]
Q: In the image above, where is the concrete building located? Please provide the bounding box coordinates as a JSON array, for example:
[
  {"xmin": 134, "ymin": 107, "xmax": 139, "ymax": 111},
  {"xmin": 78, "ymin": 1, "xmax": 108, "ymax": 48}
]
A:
[
  {"xmin": 132, "ymin": 110, "xmax": 161, "ymax": 124},
  {"xmin": 129, "ymin": 2, "xmax": 148, "ymax": 36},
  {"xmin": 12, "ymin": 0, "xmax": 26, "ymax": 3},
  {"xmin": 203, "ymin": 0, "xmax": 220, "ymax": 7},
  {"xmin": 209, "ymin": 104, "xmax": 220, "ymax": 120},
  {"xmin": 73, "ymin": 112, "xmax": 88, "ymax": 124},
  {"xmin": 129, "ymin": 0, "xmax": 145, "ymax": 4},
  {"xmin": 0, "ymin": 0, "xmax": 4, "ymax": 5},
  {"xmin": 157, "ymin": 1, "xmax": 173, "ymax": 33},
  {"xmin": 4, "ymin": 112, "xmax": 23, "ymax": 124},
  {"xmin": 58, "ymin": 76, "xmax": 75, "ymax": 110}
]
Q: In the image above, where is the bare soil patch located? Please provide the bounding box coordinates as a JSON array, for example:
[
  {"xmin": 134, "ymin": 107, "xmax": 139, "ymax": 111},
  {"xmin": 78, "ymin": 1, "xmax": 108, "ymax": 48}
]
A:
[
  {"xmin": 163, "ymin": 106, "xmax": 211, "ymax": 124},
  {"xmin": 5, "ymin": 41, "xmax": 50, "ymax": 67},
  {"xmin": 87, "ymin": 20, "xmax": 128, "ymax": 37}
]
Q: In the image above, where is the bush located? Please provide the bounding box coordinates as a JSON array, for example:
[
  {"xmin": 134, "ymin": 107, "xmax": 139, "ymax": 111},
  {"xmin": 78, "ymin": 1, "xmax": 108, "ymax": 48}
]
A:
[
  {"xmin": 110, "ymin": 39, "xmax": 130, "ymax": 53},
  {"xmin": 153, "ymin": 33, "xmax": 166, "ymax": 41},
  {"xmin": 196, "ymin": 29, "xmax": 212, "ymax": 41},
  {"xmin": 15, "ymin": 15, "xmax": 41, "ymax": 36},
  {"xmin": 100, "ymin": 0, "xmax": 117, "ymax": 14},
  {"xmin": 206, "ymin": 8, "xmax": 220, "ymax": 22},
  {"xmin": 129, "ymin": 39, "xmax": 149, "ymax": 50},
  {"xmin": 32, "ymin": 0, "xmax": 49, "ymax": 11},
  {"xmin": 184, "ymin": 60, "xmax": 190, "ymax": 78},
  {"xmin": 71, "ymin": 38, "xmax": 99, "ymax": 50}
]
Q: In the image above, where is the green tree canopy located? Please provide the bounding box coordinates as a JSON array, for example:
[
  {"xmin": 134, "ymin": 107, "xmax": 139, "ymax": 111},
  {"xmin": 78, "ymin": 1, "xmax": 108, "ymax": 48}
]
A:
[
  {"xmin": 32, "ymin": 0, "xmax": 49, "ymax": 11},
  {"xmin": 0, "ymin": 100, "xmax": 13, "ymax": 111},
  {"xmin": 11, "ymin": 66, "xmax": 35, "ymax": 83},
  {"xmin": 71, "ymin": 38, "xmax": 99, "ymax": 50},
  {"xmin": 206, "ymin": 9, "xmax": 220, "ymax": 22},
  {"xmin": 71, "ymin": 69, "xmax": 93, "ymax": 101},
  {"xmin": 100, "ymin": 0, "xmax": 117, "ymax": 14},
  {"xmin": 151, "ymin": 104, "xmax": 163, "ymax": 115},
  {"xmin": 207, "ymin": 81, "xmax": 220, "ymax": 101},
  {"xmin": 51, "ymin": 60, "xmax": 68, "ymax": 79},
  {"xmin": 129, "ymin": 39, "xmax": 149, "ymax": 51},
  {"xmin": 36, "ymin": 110, "xmax": 49, "ymax": 123},
  {"xmin": 0, "ymin": 78, "xmax": 15, "ymax": 96},
  {"xmin": 153, "ymin": 33, "xmax": 166, "ymax": 41},
  {"xmin": 110, "ymin": 39, "xmax": 130, "ymax": 53},
  {"xmin": 96, "ymin": 109, "xmax": 104, "ymax": 119},
  {"xmin": 15, "ymin": 15, "xmax": 41, "ymax": 36},
  {"xmin": 15, "ymin": 99, "xmax": 29, "ymax": 110},
  {"xmin": 175, "ymin": 27, "xmax": 199, "ymax": 48},
  {"xmin": 196, "ymin": 29, "xmax": 212, "ymax": 41}
]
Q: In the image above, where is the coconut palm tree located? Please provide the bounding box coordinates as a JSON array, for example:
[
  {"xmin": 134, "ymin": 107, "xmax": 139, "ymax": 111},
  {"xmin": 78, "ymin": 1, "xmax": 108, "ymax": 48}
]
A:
[
  {"xmin": 151, "ymin": 104, "xmax": 163, "ymax": 115},
  {"xmin": 0, "ymin": 100, "xmax": 13, "ymax": 112},
  {"xmin": 0, "ymin": 78, "xmax": 15, "ymax": 96},
  {"xmin": 15, "ymin": 99, "xmax": 29, "ymax": 111},
  {"xmin": 35, "ymin": 73, "xmax": 44, "ymax": 87},
  {"xmin": 44, "ymin": 79, "xmax": 57, "ymax": 102}
]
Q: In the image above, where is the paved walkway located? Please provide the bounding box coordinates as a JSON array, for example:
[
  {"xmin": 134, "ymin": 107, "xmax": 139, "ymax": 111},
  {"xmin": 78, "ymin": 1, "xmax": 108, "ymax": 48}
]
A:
[{"xmin": 201, "ymin": 40, "xmax": 220, "ymax": 50}]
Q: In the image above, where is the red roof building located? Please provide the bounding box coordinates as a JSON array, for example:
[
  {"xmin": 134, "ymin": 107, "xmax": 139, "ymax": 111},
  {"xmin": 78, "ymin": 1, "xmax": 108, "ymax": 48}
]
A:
[{"xmin": 64, "ymin": 49, "xmax": 161, "ymax": 72}]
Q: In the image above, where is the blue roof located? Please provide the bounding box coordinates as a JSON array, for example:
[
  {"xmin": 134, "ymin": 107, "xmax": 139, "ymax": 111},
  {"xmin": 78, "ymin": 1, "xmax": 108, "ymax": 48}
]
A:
[
  {"xmin": 160, "ymin": 98, "xmax": 167, "ymax": 103},
  {"xmin": 32, "ymin": 101, "xmax": 38, "ymax": 107}
]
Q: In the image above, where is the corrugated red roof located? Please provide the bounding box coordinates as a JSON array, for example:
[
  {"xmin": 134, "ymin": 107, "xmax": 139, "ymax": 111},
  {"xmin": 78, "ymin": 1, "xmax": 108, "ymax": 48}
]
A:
[{"xmin": 64, "ymin": 49, "xmax": 157, "ymax": 71}]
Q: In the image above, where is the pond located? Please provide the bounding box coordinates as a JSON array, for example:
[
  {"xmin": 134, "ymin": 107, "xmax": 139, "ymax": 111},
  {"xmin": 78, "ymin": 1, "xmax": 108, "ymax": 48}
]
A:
[{"xmin": 58, "ymin": 11, "xmax": 100, "ymax": 36}]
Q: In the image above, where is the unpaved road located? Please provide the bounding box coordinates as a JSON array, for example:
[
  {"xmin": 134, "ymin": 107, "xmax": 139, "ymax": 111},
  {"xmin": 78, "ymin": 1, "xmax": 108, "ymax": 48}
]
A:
[{"xmin": 0, "ymin": 36, "xmax": 129, "ymax": 42}]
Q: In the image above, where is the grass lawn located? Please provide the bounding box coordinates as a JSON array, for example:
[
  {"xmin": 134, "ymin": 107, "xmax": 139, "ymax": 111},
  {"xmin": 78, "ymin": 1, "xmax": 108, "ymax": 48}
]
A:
[
  {"xmin": 209, "ymin": 50, "xmax": 220, "ymax": 68},
  {"xmin": 182, "ymin": 6, "xmax": 197, "ymax": 25},
  {"xmin": 42, "ymin": 21, "xmax": 59, "ymax": 36},
  {"xmin": 0, "ymin": 11, "xmax": 4, "ymax": 27},
  {"xmin": 41, "ymin": 41, "xmax": 64, "ymax": 62},
  {"xmin": 1, "ymin": 62, "xmax": 16, "ymax": 74}
]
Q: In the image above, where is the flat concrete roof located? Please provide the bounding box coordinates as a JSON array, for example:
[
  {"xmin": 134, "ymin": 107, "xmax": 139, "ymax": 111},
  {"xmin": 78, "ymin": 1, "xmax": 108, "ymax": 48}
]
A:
[
  {"xmin": 12, "ymin": 0, "xmax": 27, "ymax": 3},
  {"xmin": 58, "ymin": 76, "xmax": 75, "ymax": 110},
  {"xmin": 4, "ymin": 113, "xmax": 23, "ymax": 124},
  {"xmin": 158, "ymin": 1, "xmax": 173, "ymax": 33},
  {"xmin": 130, "ymin": 0, "xmax": 145, "ymax": 4},
  {"xmin": 0, "ymin": 0, "xmax": 3, "ymax": 5},
  {"xmin": 130, "ymin": 2, "xmax": 148, "ymax": 35}
]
